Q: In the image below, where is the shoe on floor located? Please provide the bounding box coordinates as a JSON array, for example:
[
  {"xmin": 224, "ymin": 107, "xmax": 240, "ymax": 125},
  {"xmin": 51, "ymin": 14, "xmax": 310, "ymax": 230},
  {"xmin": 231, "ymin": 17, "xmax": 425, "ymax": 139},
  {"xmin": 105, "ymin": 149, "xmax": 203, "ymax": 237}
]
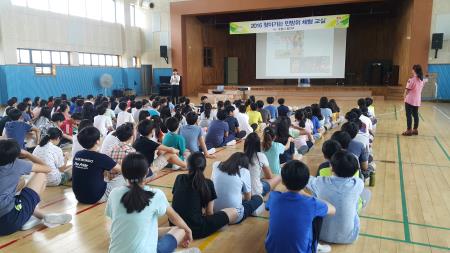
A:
[
  {"xmin": 317, "ymin": 243, "xmax": 332, "ymax": 253},
  {"xmin": 176, "ymin": 247, "xmax": 201, "ymax": 253},
  {"xmin": 207, "ymin": 148, "xmax": 216, "ymax": 155},
  {"xmin": 171, "ymin": 164, "xmax": 181, "ymax": 171},
  {"xmin": 226, "ymin": 140, "xmax": 237, "ymax": 146},
  {"xmin": 412, "ymin": 129, "xmax": 418, "ymax": 135},
  {"xmin": 402, "ymin": 130, "xmax": 412, "ymax": 136},
  {"xmin": 21, "ymin": 216, "xmax": 42, "ymax": 230},
  {"xmin": 43, "ymin": 213, "xmax": 72, "ymax": 225}
]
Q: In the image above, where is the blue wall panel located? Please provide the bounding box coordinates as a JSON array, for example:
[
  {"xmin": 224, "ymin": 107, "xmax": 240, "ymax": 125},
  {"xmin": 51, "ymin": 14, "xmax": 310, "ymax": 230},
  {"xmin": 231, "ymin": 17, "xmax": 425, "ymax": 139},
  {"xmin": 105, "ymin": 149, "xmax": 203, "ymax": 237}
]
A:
[
  {"xmin": 0, "ymin": 65, "xmax": 142, "ymax": 103},
  {"xmin": 153, "ymin": 68, "xmax": 172, "ymax": 87},
  {"xmin": 123, "ymin": 68, "xmax": 142, "ymax": 95},
  {"xmin": 429, "ymin": 64, "xmax": 450, "ymax": 100},
  {"xmin": 0, "ymin": 66, "xmax": 8, "ymax": 103}
]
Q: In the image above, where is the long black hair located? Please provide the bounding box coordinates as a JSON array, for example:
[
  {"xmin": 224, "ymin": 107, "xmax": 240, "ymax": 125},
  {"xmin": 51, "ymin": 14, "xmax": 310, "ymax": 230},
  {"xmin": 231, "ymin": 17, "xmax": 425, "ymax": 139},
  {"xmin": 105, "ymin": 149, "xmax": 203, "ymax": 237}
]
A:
[
  {"xmin": 263, "ymin": 126, "xmax": 276, "ymax": 151},
  {"xmin": 274, "ymin": 116, "xmax": 291, "ymax": 145},
  {"xmin": 204, "ymin": 103, "xmax": 212, "ymax": 119},
  {"xmin": 311, "ymin": 104, "xmax": 323, "ymax": 120},
  {"xmin": 38, "ymin": 106, "xmax": 52, "ymax": 120},
  {"xmin": 294, "ymin": 109, "xmax": 307, "ymax": 128},
  {"xmin": 120, "ymin": 153, "xmax": 155, "ymax": 213},
  {"xmin": 413, "ymin": 64, "xmax": 423, "ymax": 81},
  {"xmin": 81, "ymin": 102, "xmax": 96, "ymax": 122},
  {"xmin": 187, "ymin": 152, "xmax": 211, "ymax": 208},
  {"xmin": 244, "ymin": 132, "xmax": 261, "ymax": 166},
  {"xmin": 39, "ymin": 127, "xmax": 62, "ymax": 147},
  {"xmin": 218, "ymin": 152, "xmax": 249, "ymax": 176}
]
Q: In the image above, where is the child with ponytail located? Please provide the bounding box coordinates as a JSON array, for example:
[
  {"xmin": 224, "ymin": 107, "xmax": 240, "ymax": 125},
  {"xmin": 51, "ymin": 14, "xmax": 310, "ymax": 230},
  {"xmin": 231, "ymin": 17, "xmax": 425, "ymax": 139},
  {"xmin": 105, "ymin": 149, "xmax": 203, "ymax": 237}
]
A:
[
  {"xmin": 106, "ymin": 153, "xmax": 197, "ymax": 253},
  {"xmin": 172, "ymin": 152, "xmax": 238, "ymax": 239},
  {"xmin": 32, "ymin": 127, "xmax": 71, "ymax": 186},
  {"xmin": 263, "ymin": 127, "xmax": 293, "ymax": 175}
]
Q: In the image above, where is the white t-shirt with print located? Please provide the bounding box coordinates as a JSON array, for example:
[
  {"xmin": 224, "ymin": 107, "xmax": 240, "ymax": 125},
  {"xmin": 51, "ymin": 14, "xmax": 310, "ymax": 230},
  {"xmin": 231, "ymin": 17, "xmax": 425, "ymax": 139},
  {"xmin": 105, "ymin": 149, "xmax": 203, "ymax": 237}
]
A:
[{"xmin": 116, "ymin": 111, "xmax": 134, "ymax": 128}]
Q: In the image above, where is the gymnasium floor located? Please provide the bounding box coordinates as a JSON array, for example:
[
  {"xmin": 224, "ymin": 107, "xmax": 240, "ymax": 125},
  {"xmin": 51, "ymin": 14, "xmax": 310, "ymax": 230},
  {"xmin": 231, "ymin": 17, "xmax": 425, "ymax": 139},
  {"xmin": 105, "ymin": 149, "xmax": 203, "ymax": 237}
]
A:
[{"xmin": 1, "ymin": 100, "xmax": 449, "ymax": 253}]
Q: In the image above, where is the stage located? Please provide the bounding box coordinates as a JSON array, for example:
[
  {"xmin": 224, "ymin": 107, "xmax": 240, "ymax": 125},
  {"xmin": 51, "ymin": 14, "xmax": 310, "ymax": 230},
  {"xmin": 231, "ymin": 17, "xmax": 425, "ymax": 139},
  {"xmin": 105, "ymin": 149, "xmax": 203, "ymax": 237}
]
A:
[{"xmin": 197, "ymin": 85, "xmax": 404, "ymax": 103}]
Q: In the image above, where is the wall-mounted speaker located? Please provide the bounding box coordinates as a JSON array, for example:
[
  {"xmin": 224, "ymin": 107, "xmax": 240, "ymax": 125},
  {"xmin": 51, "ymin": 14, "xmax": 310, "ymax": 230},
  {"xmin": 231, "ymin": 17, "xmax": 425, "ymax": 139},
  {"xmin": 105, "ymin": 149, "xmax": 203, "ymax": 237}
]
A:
[{"xmin": 431, "ymin": 33, "xmax": 444, "ymax": 50}]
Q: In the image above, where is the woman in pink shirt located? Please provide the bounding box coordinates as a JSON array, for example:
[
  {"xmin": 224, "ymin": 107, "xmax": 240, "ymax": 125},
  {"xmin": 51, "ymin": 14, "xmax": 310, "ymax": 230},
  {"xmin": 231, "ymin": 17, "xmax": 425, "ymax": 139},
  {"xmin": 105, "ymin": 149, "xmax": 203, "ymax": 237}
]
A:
[{"xmin": 402, "ymin": 65, "xmax": 424, "ymax": 136}]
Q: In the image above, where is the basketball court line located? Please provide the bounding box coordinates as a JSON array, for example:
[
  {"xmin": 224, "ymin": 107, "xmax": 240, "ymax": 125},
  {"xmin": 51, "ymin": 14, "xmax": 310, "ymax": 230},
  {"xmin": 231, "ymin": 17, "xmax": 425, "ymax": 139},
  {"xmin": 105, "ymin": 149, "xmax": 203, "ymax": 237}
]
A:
[
  {"xmin": 433, "ymin": 105, "xmax": 450, "ymax": 121},
  {"xmin": 396, "ymin": 134, "xmax": 410, "ymax": 242},
  {"xmin": 434, "ymin": 136, "xmax": 450, "ymax": 161}
]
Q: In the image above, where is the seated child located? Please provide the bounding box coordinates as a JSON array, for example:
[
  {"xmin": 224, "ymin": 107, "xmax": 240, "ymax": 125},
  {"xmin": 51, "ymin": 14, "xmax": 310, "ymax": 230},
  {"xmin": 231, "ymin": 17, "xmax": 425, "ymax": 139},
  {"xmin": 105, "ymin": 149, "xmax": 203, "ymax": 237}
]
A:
[
  {"xmin": 265, "ymin": 160, "xmax": 336, "ymax": 253},
  {"xmin": 257, "ymin": 100, "xmax": 271, "ymax": 124},
  {"xmin": 3, "ymin": 108, "xmax": 40, "ymax": 149},
  {"xmin": 205, "ymin": 110, "xmax": 234, "ymax": 149},
  {"xmin": 274, "ymin": 116, "xmax": 296, "ymax": 164},
  {"xmin": 148, "ymin": 100, "xmax": 161, "ymax": 117},
  {"xmin": 316, "ymin": 140, "xmax": 342, "ymax": 176},
  {"xmin": 61, "ymin": 112, "xmax": 82, "ymax": 137},
  {"xmin": 106, "ymin": 153, "xmax": 197, "ymax": 253},
  {"xmin": 51, "ymin": 112, "xmax": 73, "ymax": 142},
  {"xmin": 292, "ymin": 109, "xmax": 314, "ymax": 155},
  {"xmin": 319, "ymin": 97, "xmax": 333, "ymax": 130},
  {"xmin": 212, "ymin": 153, "xmax": 264, "ymax": 223},
  {"xmin": 179, "ymin": 112, "xmax": 215, "ymax": 158},
  {"xmin": 307, "ymin": 151, "xmax": 371, "ymax": 244},
  {"xmin": 263, "ymin": 127, "xmax": 293, "ymax": 175},
  {"xmin": 72, "ymin": 127, "xmax": 122, "ymax": 204},
  {"xmin": 116, "ymin": 102, "xmax": 135, "ymax": 128},
  {"xmin": 247, "ymin": 103, "xmax": 263, "ymax": 131},
  {"xmin": 32, "ymin": 128, "xmax": 71, "ymax": 186},
  {"xmin": 277, "ymin": 98, "xmax": 290, "ymax": 117},
  {"xmin": 199, "ymin": 103, "xmax": 216, "ymax": 128},
  {"xmin": 244, "ymin": 133, "xmax": 281, "ymax": 196},
  {"xmin": 0, "ymin": 139, "xmax": 72, "ymax": 236},
  {"xmin": 235, "ymin": 104, "xmax": 253, "ymax": 136},
  {"xmin": 171, "ymin": 152, "xmax": 238, "ymax": 239},
  {"xmin": 224, "ymin": 105, "xmax": 246, "ymax": 140},
  {"xmin": 108, "ymin": 123, "xmax": 136, "ymax": 165},
  {"xmin": 340, "ymin": 123, "xmax": 372, "ymax": 179},
  {"xmin": 264, "ymin": 97, "xmax": 278, "ymax": 121},
  {"xmin": 72, "ymin": 119, "xmax": 92, "ymax": 158},
  {"xmin": 134, "ymin": 119, "xmax": 187, "ymax": 176},
  {"xmin": 162, "ymin": 117, "xmax": 187, "ymax": 162},
  {"xmin": 93, "ymin": 106, "xmax": 113, "ymax": 138}
]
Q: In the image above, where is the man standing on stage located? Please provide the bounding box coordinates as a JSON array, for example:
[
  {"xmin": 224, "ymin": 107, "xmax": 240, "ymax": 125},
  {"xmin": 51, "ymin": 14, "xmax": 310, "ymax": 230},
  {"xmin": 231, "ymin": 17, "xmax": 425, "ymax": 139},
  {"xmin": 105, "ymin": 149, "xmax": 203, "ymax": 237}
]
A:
[{"xmin": 170, "ymin": 69, "xmax": 181, "ymax": 104}]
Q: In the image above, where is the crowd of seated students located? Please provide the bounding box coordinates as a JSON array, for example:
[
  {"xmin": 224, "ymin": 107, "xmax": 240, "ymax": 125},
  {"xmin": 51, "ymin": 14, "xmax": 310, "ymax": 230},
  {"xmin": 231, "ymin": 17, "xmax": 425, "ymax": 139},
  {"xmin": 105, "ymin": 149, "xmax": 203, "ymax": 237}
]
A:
[{"xmin": 0, "ymin": 93, "xmax": 378, "ymax": 253}]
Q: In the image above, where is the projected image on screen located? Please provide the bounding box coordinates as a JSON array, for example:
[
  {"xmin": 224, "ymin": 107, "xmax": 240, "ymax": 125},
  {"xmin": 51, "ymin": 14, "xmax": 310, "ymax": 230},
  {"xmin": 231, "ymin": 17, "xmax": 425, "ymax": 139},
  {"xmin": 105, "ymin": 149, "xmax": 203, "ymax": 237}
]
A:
[{"xmin": 256, "ymin": 28, "xmax": 347, "ymax": 79}]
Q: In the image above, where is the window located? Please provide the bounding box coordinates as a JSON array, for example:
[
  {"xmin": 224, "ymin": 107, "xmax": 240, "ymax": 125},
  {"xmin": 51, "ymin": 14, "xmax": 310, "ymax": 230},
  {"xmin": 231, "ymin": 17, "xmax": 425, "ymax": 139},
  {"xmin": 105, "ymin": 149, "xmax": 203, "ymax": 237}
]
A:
[
  {"xmin": 27, "ymin": 0, "xmax": 48, "ymax": 10},
  {"xmin": 203, "ymin": 47, "xmax": 213, "ymax": 67},
  {"xmin": 17, "ymin": 49, "xmax": 31, "ymax": 64},
  {"xmin": 132, "ymin": 56, "xmax": 140, "ymax": 67},
  {"xmin": 130, "ymin": 4, "xmax": 136, "ymax": 27},
  {"xmin": 49, "ymin": 0, "xmax": 68, "ymax": 14},
  {"xmin": 11, "ymin": 0, "xmax": 117, "ymax": 23},
  {"xmin": 102, "ymin": 0, "xmax": 116, "ymax": 23},
  {"xmin": 17, "ymin": 48, "xmax": 70, "ymax": 65},
  {"xmin": 78, "ymin": 52, "xmax": 119, "ymax": 67},
  {"xmin": 69, "ymin": 0, "xmax": 86, "ymax": 17},
  {"xmin": 11, "ymin": 0, "xmax": 27, "ymax": 7},
  {"xmin": 86, "ymin": 0, "xmax": 102, "ymax": 21}
]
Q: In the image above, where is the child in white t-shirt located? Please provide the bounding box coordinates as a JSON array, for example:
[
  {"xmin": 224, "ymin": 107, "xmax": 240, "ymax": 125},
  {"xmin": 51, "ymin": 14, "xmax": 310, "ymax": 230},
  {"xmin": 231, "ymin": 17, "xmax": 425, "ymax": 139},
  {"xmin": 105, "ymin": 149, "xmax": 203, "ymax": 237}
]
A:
[{"xmin": 116, "ymin": 102, "xmax": 134, "ymax": 128}]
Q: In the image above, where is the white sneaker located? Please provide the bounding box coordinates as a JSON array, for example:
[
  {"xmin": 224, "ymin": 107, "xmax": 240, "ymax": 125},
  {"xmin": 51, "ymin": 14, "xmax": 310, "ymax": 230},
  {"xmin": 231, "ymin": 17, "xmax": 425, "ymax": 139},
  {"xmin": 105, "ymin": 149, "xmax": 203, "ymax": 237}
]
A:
[
  {"xmin": 21, "ymin": 216, "xmax": 42, "ymax": 230},
  {"xmin": 317, "ymin": 243, "xmax": 332, "ymax": 253},
  {"xmin": 207, "ymin": 148, "xmax": 216, "ymax": 155},
  {"xmin": 176, "ymin": 247, "xmax": 201, "ymax": 253},
  {"xmin": 172, "ymin": 164, "xmax": 181, "ymax": 171},
  {"xmin": 252, "ymin": 203, "xmax": 265, "ymax": 216},
  {"xmin": 226, "ymin": 140, "xmax": 237, "ymax": 146},
  {"xmin": 43, "ymin": 213, "xmax": 72, "ymax": 226}
]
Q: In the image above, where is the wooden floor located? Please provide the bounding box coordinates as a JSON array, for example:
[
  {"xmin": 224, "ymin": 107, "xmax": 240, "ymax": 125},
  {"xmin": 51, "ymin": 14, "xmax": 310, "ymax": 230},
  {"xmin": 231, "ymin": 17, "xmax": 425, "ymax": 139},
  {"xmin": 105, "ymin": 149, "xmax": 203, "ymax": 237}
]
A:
[{"xmin": 1, "ymin": 99, "xmax": 450, "ymax": 253}]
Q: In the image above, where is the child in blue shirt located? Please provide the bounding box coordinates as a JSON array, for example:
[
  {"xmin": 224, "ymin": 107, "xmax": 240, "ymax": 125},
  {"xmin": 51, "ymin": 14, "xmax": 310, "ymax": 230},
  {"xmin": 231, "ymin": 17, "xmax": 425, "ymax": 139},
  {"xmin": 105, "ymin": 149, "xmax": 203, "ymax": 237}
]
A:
[
  {"xmin": 3, "ymin": 108, "xmax": 40, "ymax": 149},
  {"xmin": 265, "ymin": 160, "xmax": 335, "ymax": 253},
  {"xmin": 0, "ymin": 139, "xmax": 72, "ymax": 235},
  {"xmin": 264, "ymin": 97, "xmax": 278, "ymax": 121},
  {"xmin": 179, "ymin": 112, "xmax": 214, "ymax": 158},
  {"xmin": 307, "ymin": 151, "xmax": 371, "ymax": 244},
  {"xmin": 162, "ymin": 117, "xmax": 187, "ymax": 161}
]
